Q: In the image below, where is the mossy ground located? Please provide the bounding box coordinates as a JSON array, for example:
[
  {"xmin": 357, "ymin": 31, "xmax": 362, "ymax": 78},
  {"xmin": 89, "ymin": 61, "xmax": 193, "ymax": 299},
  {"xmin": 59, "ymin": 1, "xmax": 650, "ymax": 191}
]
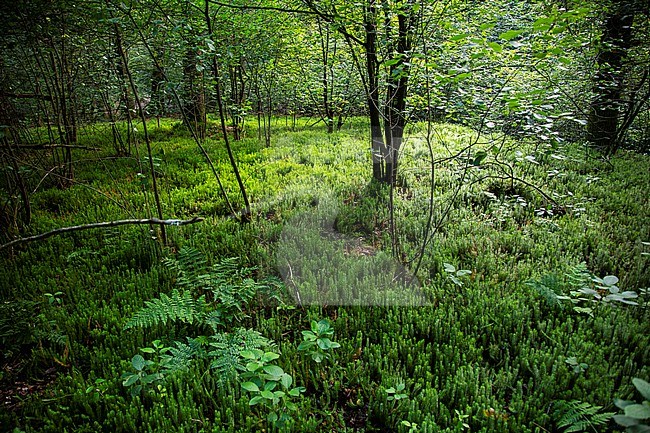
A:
[{"xmin": 1, "ymin": 117, "xmax": 649, "ymax": 432}]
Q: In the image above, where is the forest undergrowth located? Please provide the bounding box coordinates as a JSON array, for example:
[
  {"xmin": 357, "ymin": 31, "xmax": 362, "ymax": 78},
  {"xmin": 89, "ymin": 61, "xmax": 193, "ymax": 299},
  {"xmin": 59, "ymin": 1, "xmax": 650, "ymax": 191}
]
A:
[{"xmin": 1, "ymin": 117, "xmax": 649, "ymax": 432}]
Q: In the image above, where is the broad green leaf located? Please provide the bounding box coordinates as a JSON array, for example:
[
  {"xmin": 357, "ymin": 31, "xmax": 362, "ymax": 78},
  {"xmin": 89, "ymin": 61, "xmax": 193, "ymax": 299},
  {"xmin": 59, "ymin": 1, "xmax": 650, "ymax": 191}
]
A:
[
  {"xmin": 261, "ymin": 390, "xmax": 275, "ymax": 400},
  {"xmin": 450, "ymin": 33, "xmax": 469, "ymax": 41},
  {"xmin": 131, "ymin": 354, "xmax": 145, "ymax": 371},
  {"xmin": 443, "ymin": 263, "xmax": 456, "ymax": 273},
  {"xmin": 261, "ymin": 352, "xmax": 280, "ymax": 362},
  {"xmin": 615, "ymin": 398, "xmax": 636, "ymax": 410},
  {"xmin": 603, "ymin": 275, "xmax": 619, "ymax": 286},
  {"xmin": 263, "ymin": 365, "xmax": 284, "ymax": 377},
  {"xmin": 473, "ymin": 151, "xmax": 488, "ymax": 166},
  {"xmin": 140, "ymin": 347, "xmax": 155, "ymax": 354},
  {"xmin": 487, "ymin": 42, "xmax": 502, "ymax": 53},
  {"xmin": 122, "ymin": 374, "xmax": 139, "ymax": 387},
  {"xmin": 499, "ymin": 30, "xmax": 524, "ymax": 41},
  {"xmin": 625, "ymin": 403, "xmax": 650, "ymax": 419},
  {"xmin": 633, "ymin": 378, "xmax": 650, "ymax": 401},
  {"xmin": 280, "ymin": 373, "xmax": 292, "ymax": 389},
  {"xmin": 241, "ymin": 382, "xmax": 260, "ymax": 392},
  {"xmin": 249, "ymin": 396, "xmax": 264, "ymax": 406},
  {"xmin": 614, "ymin": 414, "xmax": 641, "ymax": 427}
]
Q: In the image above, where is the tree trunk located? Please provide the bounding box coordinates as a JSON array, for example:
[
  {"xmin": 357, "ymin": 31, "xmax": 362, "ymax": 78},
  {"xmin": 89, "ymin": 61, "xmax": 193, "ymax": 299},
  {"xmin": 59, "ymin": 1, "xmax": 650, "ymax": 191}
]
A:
[{"xmin": 587, "ymin": 0, "xmax": 634, "ymax": 155}]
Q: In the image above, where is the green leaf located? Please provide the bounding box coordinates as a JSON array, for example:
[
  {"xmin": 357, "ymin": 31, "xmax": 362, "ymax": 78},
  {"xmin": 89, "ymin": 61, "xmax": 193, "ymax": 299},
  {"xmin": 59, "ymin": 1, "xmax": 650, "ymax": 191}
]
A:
[
  {"xmin": 280, "ymin": 373, "xmax": 292, "ymax": 389},
  {"xmin": 625, "ymin": 403, "xmax": 650, "ymax": 420},
  {"xmin": 633, "ymin": 378, "xmax": 650, "ymax": 401},
  {"xmin": 122, "ymin": 374, "xmax": 139, "ymax": 387},
  {"xmin": 316, "ymin": 319, "xmax": 331, "ymax": 335},
  {"xmin": 241, "ymin": 382, "xmax": 260, "ymax": 392},
  {"xmin": 288, "ymin": 387, "xmax": 305, "ymax": 397},
  {"xmin": 263, "ymin": 365, "xmax": 284, "ymax": 377},
  {"xmin": 615, "ymin": 398, "xmax": 636, "ymax": 410},
  {"xmin": 487, "ymin": 42, "xmax": 503, "ymax": 53},
  {"xmin": 131, "ymin": 355, "xmax": 145, "ymax": 371},
  {"xmin": 297, "ymin": 340, "xmax": 315, "ymax": 351},
  {"xmin": 602, "ymin": 275, "xmax": 619, "ymax": 286},
  {"xmin": 443, "ymin": 263, "xmax": 456, "ymax": 273},
  {"xmin": 241, "ymin": 350, "xmax": 259, "ymax": 360},
  {"xmin": 140, "ymin": 347, "xmax": 155, "ymax": 354},
  {"xmin": 499, "ymin": 30, "xmax": 524, "ymax": 41},
  {"xmin": 261, "ymin": 352, "xmax": 280, "ymax": 363},
  {"xmin": 614, "ymin": 414, "xmax": 641, "ymax": 427},
  {"xmin": 261, "ymin": 390, "xmax": 275, "ymax": 400},
  {"xmin": 472, "ymin": 151, "xmax": 488, "ymax": 166},
  {"xmin": 249, "ymin": 396, "xmax": 264, "ymax": 406},
  {"xmin": 628, "ymin": 425, "xmax": 650, "ymax": 433},
  {"xmin": 450, "ymin": 33, "xmax": 469, "ymax": 41}
]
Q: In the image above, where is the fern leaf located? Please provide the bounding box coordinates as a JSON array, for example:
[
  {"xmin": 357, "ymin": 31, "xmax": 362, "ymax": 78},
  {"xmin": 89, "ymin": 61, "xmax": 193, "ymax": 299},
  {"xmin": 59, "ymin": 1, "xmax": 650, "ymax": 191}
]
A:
[
  {"xmin": 124, "ymin": 289, "xmax": 207, "ymax": 330},
  {"xmin": 553, "ymin": 400, "xmax": 613, "ymax": 433},
  {"xmin": 208, "ymin": 328, "xmax": 273, "ymax": 383}
]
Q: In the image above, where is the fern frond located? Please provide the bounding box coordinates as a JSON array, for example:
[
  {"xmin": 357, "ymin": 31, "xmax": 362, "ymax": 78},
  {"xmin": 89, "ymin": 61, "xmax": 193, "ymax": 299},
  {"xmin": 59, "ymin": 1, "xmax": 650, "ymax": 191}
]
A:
[
  {"xmin": 163, "ymin": 247, "xmax": 211, "ymax": 291},
  {"xmin": 160, "ymin": 337, "xmax": 208, "ymax": 372},
  {"xmin": 566, "ymin": 263, "xmax": 593, "ymax": 290},
  {"xmin": 553, "ymin": 400, "xmax": 614, "ymax": 433},
  {"xmin": 208, "ymin": 328, "xmax": 273, "ymax": 383},
  {"xmin": 124, "ymin": 289, "xmax": 207, "ymax": 330},
  {"xmin": 527, "ymin": 274, "xmax": 563, "ymax": 310}
]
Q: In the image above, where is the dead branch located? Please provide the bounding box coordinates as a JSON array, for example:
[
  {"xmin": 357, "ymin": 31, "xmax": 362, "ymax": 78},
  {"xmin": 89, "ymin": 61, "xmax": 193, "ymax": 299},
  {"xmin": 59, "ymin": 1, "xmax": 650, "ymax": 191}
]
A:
[
  {"xmin": 7, "ymin": 144, "xmax": 101, "ymax": 151},
  {"xmin": 0, "ymin": 217, "xmax": 204, "ymax": 251}
]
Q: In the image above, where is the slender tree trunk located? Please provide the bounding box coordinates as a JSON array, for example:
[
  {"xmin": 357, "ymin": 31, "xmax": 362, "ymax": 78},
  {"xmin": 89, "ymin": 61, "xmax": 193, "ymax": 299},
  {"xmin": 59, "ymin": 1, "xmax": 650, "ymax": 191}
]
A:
[
  {"xmin": 112, "ymin": 10, "xmax": 167, "ymax": 244},
  {"xmin": 587, "ymin": 0, "xmax": 634, "ymax": 155}
]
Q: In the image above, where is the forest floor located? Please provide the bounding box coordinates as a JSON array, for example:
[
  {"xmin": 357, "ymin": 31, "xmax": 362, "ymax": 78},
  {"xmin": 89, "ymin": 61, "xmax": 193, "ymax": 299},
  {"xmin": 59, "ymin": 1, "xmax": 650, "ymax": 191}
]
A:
[{"xmin": 1, "ymin": 117, "xmax": 649, "ymax": 432}]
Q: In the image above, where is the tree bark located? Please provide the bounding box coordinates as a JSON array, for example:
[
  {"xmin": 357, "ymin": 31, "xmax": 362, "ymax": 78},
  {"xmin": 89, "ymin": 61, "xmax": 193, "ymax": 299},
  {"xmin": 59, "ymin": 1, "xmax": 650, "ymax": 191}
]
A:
[{"xmin": 587, "ymin": 0, "xmax": 635, "ymax": 155}]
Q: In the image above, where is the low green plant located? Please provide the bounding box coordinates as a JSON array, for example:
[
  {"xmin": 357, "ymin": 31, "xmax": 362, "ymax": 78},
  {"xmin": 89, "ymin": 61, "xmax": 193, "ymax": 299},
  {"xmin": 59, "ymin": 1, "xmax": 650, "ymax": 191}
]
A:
[
  {"xmin": 552, "ymin": 400, "xmax": 614, "ymax": 433},
  {"xmin": 122, "ymin": 248, "xmax": 282, "ymax": 390},
  {"xmin": 240, "ymin": 348, "xmax": 305, "ymax": 428},
  {"xmin": 297, "ymin": 319, "xmax": 341, "ymax": 363},
  {"xmin": 613, "ymin": 377, "xmax": 650, "ymax": 432},
  {"xmin": 565, "ymin": 356, "xmax": 588, "ymax": 374},
  {"xmin": 121, "ymin": 353, "xmax": 167, "ymax": 398},
  {"xmin": 121, "ymin": 340, "xmax": 173, "ymax": 397},
  {"xmin": 454, "ymin": 409, "xmax": 471, "ymax": 431},
  {"xmin": 386, "ymin": 383, "xmax": 408, "ymax": 402},
  {"xmin": 44, "ymin": 291, "xmax": 64, "ymax": 306},
  {"xmin": 401, "ymin": 420, "xmax": 420, "ymax": 432},
  {"xmin": 529, "ymin": 263, "xmax": 639, "ymax": 317},
  {"xmin": 84, "ymin": 378, "xmax": 109, "ymax": 403},
  {"xmin": 443, "ymin": 263, "xmax": 472, "ymax": 287}
]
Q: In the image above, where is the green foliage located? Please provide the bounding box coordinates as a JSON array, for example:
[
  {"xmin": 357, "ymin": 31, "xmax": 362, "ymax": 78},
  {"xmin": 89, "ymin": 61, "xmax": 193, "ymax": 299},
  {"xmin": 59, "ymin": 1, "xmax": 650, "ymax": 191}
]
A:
[
  {"xmin": 240, "ymin": 348, "xmax": 305, "ymax": 428},
  {"xmin": 528, "ymin": 263, "xmax": 640, "ymax": 317},
  {"xmin": 443, "ymin": 263, "xmax": 472, "ymax": 287},
  {"xmin": 614, "ymin": 378, "xmax": 650, "ymax": 432},
  {"xmin": 297, "ymin": 319, "xmax": 340, "ymax": 363},
  {"xmin": 123, "ymin": 289, "xmax": 208, "ymax": 330},
  {"xmin": 552, "ymin": 400, "xmax": 614, "ymax": 433},
  {"xmin": 386, "ymin": 383, "xmax": 408, "ymax": 402},
  {"xmin": 1, "ymin": 118, "xmax": 649, "ymax": 433}
]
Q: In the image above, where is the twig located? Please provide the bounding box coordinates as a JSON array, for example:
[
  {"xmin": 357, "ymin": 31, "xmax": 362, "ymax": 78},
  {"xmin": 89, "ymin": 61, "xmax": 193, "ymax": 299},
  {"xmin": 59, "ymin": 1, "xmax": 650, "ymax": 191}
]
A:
[{"xmin": 0, "ymin": 217, "xmax": 204, "ymax": 251}]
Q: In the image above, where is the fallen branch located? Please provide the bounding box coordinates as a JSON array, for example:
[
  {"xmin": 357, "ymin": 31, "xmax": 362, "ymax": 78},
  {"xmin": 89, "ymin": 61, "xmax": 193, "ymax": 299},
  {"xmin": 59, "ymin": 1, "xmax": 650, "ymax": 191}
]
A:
[
  {"xmin": 0, "ymin": 217, "xmax": 204, "ymax": 251},
  {"xmin": 9, "ymin": 144, "xmax": 101, "ymax": 151}
]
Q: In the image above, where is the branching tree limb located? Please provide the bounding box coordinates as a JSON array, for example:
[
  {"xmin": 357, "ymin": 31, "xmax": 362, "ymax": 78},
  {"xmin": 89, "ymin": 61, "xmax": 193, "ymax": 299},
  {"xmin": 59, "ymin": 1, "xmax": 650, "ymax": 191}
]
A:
[{"xmin": 0, "ymin": 217, "xmax": 204, "ymax": 251}]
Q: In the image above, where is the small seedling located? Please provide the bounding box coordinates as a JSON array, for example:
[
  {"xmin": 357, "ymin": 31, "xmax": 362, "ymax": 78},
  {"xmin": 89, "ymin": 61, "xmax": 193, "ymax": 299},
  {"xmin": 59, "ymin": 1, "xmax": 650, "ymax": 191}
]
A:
[
  {"xmin": 565, "ymin": 356, "xmax": 588, "ymax": 374},
  {"xmin": 386, "ymin": 383, "xmax": 408, "ymax": 401},
  {"xmin": 444, "ymin": 263, "xmax": 472, "ymax": 287},
  {"xmin": 297, "ymin": 319, "xmax": 341, "ymax": 363}
]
